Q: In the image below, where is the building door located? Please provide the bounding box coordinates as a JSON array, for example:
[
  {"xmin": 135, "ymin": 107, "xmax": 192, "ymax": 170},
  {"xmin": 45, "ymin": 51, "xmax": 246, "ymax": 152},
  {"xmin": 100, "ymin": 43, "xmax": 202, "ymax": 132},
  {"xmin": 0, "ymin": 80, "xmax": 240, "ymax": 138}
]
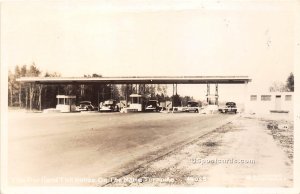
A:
[{"xmin": 275, "ymin": 95, "xmax": 281, "ymax": 110}]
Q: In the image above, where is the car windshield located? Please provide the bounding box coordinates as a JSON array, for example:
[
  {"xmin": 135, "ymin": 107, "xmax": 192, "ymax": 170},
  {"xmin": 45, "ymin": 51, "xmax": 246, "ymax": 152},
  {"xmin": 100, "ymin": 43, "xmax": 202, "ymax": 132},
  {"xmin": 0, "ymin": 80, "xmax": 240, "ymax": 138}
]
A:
[
  {"xmin": 187, "ymin": 102, "xmax": 198, "ymax": 107},
  {"xmin": 104, "ymin": 100, "xmax": 114, "ymax": 105},
  {"xmin": 79, "ymin": 102, "xmax": 91, "ymax": 105},
  {"xmin": 147, "ymin": 101, "xmax": 157, "ymax": 107},
  {"xmin": 226, "ymin": 102, "xmax": 236, "ymax": 107}
]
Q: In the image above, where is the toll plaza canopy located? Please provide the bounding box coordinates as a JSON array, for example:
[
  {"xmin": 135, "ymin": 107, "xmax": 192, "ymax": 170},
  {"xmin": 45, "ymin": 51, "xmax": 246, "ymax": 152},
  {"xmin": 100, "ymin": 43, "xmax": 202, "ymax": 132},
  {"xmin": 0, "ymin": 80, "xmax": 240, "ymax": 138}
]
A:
[{"xmin": 17, "ymin": 76, "xmax": 251, "ymax": 84}]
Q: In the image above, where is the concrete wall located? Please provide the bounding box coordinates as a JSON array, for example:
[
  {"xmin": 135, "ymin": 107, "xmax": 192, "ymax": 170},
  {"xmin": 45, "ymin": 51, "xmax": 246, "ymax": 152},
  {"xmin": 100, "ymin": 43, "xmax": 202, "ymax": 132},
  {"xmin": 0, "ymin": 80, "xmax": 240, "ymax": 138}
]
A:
[{"xmin": 246, "ymin": 92, "xmax": 293, "ymax": 115}]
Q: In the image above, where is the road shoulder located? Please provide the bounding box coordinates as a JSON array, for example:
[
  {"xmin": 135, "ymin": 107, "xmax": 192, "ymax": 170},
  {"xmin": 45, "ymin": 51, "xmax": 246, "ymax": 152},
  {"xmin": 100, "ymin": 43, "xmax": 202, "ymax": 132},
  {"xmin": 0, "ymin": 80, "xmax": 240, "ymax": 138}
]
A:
[{"xmin": 107, "ymin": 115, "xmax": 293, "ymax": 187}]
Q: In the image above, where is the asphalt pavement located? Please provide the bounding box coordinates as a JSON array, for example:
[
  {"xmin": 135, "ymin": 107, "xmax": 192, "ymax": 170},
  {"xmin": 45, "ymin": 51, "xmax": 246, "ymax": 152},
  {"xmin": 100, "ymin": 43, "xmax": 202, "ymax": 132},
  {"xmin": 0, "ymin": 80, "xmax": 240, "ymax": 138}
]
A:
[{"xmin": 7, "ymin": 111, "xmax": 234, "ymax": 186}]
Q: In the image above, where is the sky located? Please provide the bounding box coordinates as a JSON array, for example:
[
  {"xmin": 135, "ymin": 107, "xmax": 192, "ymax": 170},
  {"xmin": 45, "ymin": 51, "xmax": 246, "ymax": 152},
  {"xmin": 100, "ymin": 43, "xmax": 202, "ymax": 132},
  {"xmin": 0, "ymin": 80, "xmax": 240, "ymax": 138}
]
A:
[{"xmin": 1, "ymin": 0, "xmax": 296, "ymax": 102}]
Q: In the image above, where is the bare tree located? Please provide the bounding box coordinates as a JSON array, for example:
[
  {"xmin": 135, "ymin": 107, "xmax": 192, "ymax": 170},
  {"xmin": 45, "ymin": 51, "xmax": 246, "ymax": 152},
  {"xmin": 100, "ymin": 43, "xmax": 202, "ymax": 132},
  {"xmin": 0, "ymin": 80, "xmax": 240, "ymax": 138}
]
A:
[
  {"xmin": 269, "ymin": 81, "xmax": 288, "ymax": 92},
  {"xmin": 8, "ymin": 70, "xmax": 15, "ymax": 106},
  {"xmin": 269, "ymin": 73, "xmax": 294, "ymax": 92}
]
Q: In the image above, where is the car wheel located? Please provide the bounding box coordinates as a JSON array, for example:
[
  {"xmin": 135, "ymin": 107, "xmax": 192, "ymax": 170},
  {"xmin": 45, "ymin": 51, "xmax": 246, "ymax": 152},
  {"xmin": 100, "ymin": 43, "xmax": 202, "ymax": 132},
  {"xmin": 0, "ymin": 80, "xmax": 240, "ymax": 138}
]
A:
[{"xmin": 195, "ymin": 109, "xmax": 199, "ymax": 113}]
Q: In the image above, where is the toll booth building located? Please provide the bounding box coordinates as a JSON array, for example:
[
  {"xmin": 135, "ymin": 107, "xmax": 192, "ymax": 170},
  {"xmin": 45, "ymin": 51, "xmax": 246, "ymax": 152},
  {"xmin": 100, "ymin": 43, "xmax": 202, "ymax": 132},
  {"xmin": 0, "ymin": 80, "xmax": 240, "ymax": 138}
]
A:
[
  {"xmin": 56, "ymin": 95, "xmax": 77, "ymax": 113},
  {"xmin": 246, "ymin": 92, "xmax": 294, "ymax": 115}
]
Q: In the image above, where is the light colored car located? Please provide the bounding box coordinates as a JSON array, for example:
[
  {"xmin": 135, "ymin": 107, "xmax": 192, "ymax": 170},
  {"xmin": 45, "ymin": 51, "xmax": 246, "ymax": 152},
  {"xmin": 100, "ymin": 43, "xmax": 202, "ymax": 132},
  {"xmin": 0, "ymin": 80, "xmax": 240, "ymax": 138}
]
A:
[
  {"xmin": 76, "ymin": 101, "xmax": 95, "ymax": 111},
  {"xmin": 219, "ymin": 102, "xmax": 237, "ymax": 114},
  {"xmin": 99, "ymin": 100, "xmax": 119, "ymax": 112},
  {"xmin": 184, "ymin": 101, "xmax": 200, "ymax": 113}
]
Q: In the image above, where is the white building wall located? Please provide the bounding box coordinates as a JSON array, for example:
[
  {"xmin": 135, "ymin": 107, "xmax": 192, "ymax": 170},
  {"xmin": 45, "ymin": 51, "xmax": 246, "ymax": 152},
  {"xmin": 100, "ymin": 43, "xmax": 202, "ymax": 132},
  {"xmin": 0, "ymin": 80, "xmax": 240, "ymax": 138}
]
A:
[{"xmin": 246, "ymin": 92, "xmax": 293, "ymax": 115}]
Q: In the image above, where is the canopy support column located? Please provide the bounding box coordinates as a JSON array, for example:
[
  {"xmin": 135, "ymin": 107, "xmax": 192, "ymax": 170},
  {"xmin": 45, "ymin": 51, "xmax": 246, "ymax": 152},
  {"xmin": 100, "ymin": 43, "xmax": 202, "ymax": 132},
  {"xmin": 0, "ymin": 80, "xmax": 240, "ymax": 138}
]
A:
[
  {"xmin": 110, "ymin": 84, "xmax": 113, "ymax": 99},
  {"xmin": 38, "ymin": 84, "xmax": 43, "ymax": 111},
  {"xmin": 102, "ymin": 85, "xmax": 105, "ymax": 100},
  {"xmin": 172, "ymin": 83, "xmax": 175, "ymax": 109},
  {"xmin": 29, "ymin": 83, "xmax": 33, "ymax": 111},
  {"xmin": 206, "ymin": 83, "xmax": 210, "ymax": 104},
  {"xmin": 215, "ymin": 83, "xmax": 218, "ymax": 105},
  {"xmin": 19, "ymin": 83, "xmax": 22, "ymax": 109},
  {"xmin": 125, "ymin": 84, "xmax": 128, "ymax": 107},
  {"xmin": 25, "ymin": 84, "xmax": 28, "ymax": 110},
  {"xmin": 97, "ymin": 87, "xmax": 100, "ymax": 111}
]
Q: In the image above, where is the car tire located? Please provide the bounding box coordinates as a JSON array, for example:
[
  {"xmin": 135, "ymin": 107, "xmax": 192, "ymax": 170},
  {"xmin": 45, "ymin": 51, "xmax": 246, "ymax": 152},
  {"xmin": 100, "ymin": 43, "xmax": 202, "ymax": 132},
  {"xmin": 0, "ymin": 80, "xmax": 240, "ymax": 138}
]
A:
[{"xmin": 195, "ymin": 109, "xmax": 199, "ymax": 113}]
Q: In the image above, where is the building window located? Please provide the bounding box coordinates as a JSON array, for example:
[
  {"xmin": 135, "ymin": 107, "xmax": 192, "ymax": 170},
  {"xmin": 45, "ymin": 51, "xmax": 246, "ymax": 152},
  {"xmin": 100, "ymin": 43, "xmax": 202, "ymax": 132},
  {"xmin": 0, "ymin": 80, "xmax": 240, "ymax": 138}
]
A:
[
  {"xmin": 250, "ymin": 95, "xmax": 257, "ymax": 101},
  {"xmin": 261, "ymin": 95, "xmax": 271, "ymax": 101},
  {"xmin": 285, "ymin": 95, "xmax": 292, "ymax": 101},
  {"xmin": 58, "ymin": 98, "xmax": 65, "ymax": 104}
]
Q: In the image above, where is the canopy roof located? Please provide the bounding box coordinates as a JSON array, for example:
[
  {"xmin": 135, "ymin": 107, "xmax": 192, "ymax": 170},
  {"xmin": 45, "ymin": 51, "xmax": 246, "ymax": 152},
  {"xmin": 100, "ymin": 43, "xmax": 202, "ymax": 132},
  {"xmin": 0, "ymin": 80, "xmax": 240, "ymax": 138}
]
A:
[
  {"xmin": 56, "ymin": 95, "xmax": 76, "ymax": 99},
  {"xmin": 17, "ymin": 76, "xmax": 251, "ymax": 84}
]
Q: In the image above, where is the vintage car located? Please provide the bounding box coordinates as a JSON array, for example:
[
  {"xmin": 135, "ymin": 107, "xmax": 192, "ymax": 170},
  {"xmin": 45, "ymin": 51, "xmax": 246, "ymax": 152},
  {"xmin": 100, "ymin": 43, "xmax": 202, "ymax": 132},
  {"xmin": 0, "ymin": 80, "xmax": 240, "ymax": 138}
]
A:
[
  {"xmin": 182, "ymin": 101, "xmax": 200, "ymax": 113},
  {"xmin": 145, "ymin": 100, "xmax": 162, "ymax": 112},
  {"xmin": 99, "ymin": 100, "xmax": 119, "ymax": 112},
  {"xmin": 76, "ymin": 101, "xmax": 95, "ymax": 111},
  {"xmin": 219, "ymin": 102, "xmax": 237, "ymax": 114}
]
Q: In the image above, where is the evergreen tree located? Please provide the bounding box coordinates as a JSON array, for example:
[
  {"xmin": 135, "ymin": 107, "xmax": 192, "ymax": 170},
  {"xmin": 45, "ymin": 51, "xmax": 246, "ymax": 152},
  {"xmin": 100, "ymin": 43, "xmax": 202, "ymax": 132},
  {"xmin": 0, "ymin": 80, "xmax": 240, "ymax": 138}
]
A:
[{"xmin": 286, "ymin": 72, "xmax": 294, "ymax": 92}]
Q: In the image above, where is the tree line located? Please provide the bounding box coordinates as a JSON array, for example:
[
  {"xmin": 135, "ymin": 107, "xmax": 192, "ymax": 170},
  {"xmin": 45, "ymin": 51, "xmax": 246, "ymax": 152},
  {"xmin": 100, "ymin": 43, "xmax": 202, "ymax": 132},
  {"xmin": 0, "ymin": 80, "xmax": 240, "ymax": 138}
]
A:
[
  {"xmin": 269, "ymin": 72, "xmax": 294, "ymax": 92},
  {"xmin": 8, "ymin": 64, "xmax": 119, "ymax": 110}
]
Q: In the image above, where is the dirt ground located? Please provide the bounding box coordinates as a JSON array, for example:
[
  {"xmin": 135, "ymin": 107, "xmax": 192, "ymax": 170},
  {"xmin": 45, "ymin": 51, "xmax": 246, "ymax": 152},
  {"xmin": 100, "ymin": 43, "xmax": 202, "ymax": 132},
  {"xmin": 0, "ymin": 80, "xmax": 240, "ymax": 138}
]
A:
[{"xmin": 106, "ymin": 115, "xmax": 293, "ymax": 187}]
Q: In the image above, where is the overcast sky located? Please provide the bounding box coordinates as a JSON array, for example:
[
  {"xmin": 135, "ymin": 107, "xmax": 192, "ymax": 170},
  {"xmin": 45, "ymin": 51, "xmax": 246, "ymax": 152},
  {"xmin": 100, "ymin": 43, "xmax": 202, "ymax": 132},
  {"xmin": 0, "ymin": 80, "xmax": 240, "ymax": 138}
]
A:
[{"xmin": 1, "ymin": 0, "xmax": 296, "ymax": 102}]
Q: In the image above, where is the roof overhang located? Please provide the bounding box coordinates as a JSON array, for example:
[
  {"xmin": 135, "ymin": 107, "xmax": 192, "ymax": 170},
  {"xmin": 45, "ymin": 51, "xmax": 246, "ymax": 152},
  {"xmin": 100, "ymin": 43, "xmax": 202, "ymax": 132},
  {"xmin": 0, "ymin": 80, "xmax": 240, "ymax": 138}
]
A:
[
  {"xmin": 129, "ymin": 94, "xmax": 143, "ymax": 97},
  {"xmin": 56, "ymin": 95, "xmax": 76, "ymax": 99},
  {"xmin": 16, "ymin": 76, "xmax": 251, "ymax": 84}
]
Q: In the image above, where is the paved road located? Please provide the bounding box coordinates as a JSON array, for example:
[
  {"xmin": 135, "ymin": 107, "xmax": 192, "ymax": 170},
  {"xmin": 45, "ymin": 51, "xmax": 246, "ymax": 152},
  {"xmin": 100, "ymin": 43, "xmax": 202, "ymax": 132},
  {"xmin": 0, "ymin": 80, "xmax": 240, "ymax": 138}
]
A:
[{"xmin": 7, "ymin": 111, "xmax": 234, "ymax": 186}]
